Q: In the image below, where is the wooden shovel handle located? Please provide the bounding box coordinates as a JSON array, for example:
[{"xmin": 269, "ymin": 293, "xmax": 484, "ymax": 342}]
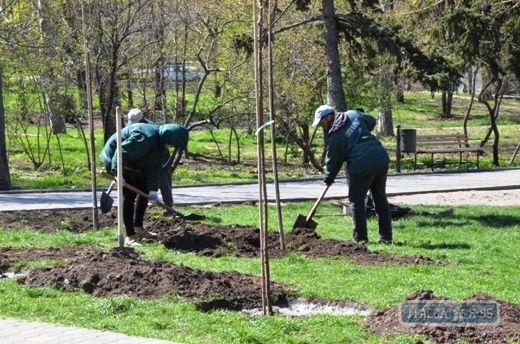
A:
[
  {"xmin": 306, "ymin": 184, "xmax": 330, "ymax": 222},
  {"xmin": 100, "ymin": 172, "xmax": 184, "ymax": 217}
]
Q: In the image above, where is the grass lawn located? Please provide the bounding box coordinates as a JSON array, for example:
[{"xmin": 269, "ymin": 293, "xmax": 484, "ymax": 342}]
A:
[
  {"xmin": 1, "ymin": 202, "xmax": 519, "ymax": 343},
  {"xmin": 4, "ymin": 91, "xmax": 520, "ymax": 190}
]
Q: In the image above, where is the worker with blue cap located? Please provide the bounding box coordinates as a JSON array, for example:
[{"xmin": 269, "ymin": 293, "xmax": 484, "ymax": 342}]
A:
[{"xmin": 312, "ymin": 105, "xmax": 393, "ymax": 244}]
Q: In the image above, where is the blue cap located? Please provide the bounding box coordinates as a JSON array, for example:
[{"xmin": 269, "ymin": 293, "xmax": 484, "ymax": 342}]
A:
[{"xmin": 312, "ymin": 105, "xmax": 334, "ymax": 126}]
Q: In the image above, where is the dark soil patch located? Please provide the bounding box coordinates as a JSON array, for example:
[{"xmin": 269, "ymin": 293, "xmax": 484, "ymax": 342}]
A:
[
  {"xmin": 0, "ymin": 209, "xmax": 438, "ymax": 266},
  {"xmin": 16, "ymin": 248, "xmax": 291, "ymax": 311},
  {"xmin": 0, "ymin": 208, "xmax": 437, "ymax": 312},
  {"xmin": 365, "ymin": 290, "xmax": 520, "ymax": 343},
  {"xmin": 0, "ymin": 209, "xmax": 116, "ymax": 232},
  {"xmin": 162, "ymin": 223, "xmax": 438, "ymax": 265}
]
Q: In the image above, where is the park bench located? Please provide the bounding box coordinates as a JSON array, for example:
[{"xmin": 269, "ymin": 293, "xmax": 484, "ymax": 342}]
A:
[{"xmin": 413, "ymin": 134, "xmax": 485, "ymax": 171}]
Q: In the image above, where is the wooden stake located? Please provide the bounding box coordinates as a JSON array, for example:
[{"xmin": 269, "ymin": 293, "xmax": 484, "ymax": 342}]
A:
[{"xmin": 253, "ymin": 0, "xmax": 272, "ymax": 316}]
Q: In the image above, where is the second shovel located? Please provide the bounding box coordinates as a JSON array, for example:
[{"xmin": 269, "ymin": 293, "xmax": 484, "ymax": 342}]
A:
[
  {"xmin": 292, "ymin": 184, "xmax": 330, "ymax": 230},
  {"xmin": 100, "ymin": 181, "xmax": 116, "ymax": 213}
]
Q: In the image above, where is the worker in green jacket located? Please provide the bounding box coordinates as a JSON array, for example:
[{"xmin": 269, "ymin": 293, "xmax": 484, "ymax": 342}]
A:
[
  {"xmin": 126, "ymin": 108, "xmax": 175, "ymax": 210},
  {"xmin": 100, "ymin": 123, "xmax": 189, "ymax": 247},
  {"xmin": 312, "ymin": 105, "xmax": 392, "ymax": 244}
]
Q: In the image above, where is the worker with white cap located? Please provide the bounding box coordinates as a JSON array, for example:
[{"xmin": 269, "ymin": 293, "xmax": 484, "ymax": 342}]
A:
[{"xmin": 125, "ymin": 108, "xmax": 175, "ymax": 210}]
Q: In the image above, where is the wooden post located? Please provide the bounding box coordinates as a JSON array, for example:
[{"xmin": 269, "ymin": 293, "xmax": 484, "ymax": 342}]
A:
[
  {"xmin": 115, "ymin": 107, "xmax": 124, "ymax": 250},
  {"xmin": 253, "ymin": 0, "xmax": 272, "ymax": 316},
  {"xmin": 396, "ymin": 125, "xmax": 401, "ymax": 173},
  {"xmin": 267, "ymin": 0, "xmax": 284, "ymax": 250},
  {"xmin": 82, "ymin": 4, "xmax": 99, "ymax": 230}
]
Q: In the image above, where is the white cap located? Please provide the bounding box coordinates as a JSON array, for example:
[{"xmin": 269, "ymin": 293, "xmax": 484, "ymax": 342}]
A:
[
  {"xmin": 127, "ymin": 108, "xmax": 144, "ymax": 125},
  {"xmin": 312, "ymin": 105, "xmax": 334, "ymax": 126}
]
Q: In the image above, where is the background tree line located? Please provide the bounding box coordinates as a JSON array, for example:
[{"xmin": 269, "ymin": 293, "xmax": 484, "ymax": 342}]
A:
[{"xmin": 0, "ymin": 0, "xmax": 519, "ymax": 190}]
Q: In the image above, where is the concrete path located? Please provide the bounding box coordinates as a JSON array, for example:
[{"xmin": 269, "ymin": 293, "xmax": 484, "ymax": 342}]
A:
[
  {"xmin": 1, "ymin": 168, "xmax": 520, "ymax": 343},
  {"xmin": 0, "ymin": 317, "xmax": 180, "ymax": 344},
  {"xmin": 1, "ymin": 168, "xmax": 520, "ymax": 211}
]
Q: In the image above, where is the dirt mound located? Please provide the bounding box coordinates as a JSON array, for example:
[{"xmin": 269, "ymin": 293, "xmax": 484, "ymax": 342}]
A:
[
  {"xmin": 17, "ymin": 248, "xmax": 291, "ymax": 311},
  {"xmin": 0, "ymin": 246, "xmax": 92, "ymax": 271},
  {"xmin": 161, "ymin": 222, "xmax": 437, "ymax": 265},
  {"xmin": 0, "ymin": 209, "xmax": 116, "ymax": 233},
  {"xmin": 365, "ymin": 290, "xmax": 520, "ymax": 343},
  {"xmin": 0, "ymin": 208, "xmax": 438, "ymax": 314},
  {"xmin": 0, "ymin": 209, "xmax": 438, "ymax": 266}
]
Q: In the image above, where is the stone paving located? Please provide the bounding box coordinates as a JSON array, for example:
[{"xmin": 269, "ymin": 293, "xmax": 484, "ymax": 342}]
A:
[{"xmin": 1, "ymin": 168, "xmax": 520, "ymax": 211}]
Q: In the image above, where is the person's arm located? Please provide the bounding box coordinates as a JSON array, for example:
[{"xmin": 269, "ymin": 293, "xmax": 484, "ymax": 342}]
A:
[
  {"xmin": 360, "ymin": 113, "xmax": 376, "ymax": 132},
  {"xmin": 323, "ymin": 138, "xmax": 345, "ymax": 185}
]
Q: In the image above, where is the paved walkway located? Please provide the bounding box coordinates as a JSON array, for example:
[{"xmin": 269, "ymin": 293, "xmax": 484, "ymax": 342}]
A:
[
  {"xmin": 0, "ymin": 317, "xmax": 180, "ymax": 344},
  {"xmin": 1, "ymin": 167, "xmax": 520, "ymax": 343},
  {"xmin": 1, "ymin": 168, "xmax": 520, "ymax": 211}
]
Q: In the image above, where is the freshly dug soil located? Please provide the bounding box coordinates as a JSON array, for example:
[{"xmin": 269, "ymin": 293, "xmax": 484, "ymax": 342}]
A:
[
  {"xmin": 0, "ymin": 208, "xmax": 437, "ymax": 265},
  {"xmin": 161, "ymin": 222, "xmax": 437, "ymax": 265},
  {"xmin": 365, "ymin": 290, "xmax": 520, "ymax": 344},
  {"xmin": 2, "ymin": 209, "xmax": 519, "ymax": 342},
  {"xmin": 0, "ymin": 208, "xmax": 435, "ymax": 311},
  {"xmin": 16, "ymin": 247, "xmax": 291, "ymax": 311}
]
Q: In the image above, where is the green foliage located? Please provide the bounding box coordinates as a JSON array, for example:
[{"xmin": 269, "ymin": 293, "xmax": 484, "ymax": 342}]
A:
[{"xmin": 4, "ymin": 90, "xmax": 520, "ymax": 190}]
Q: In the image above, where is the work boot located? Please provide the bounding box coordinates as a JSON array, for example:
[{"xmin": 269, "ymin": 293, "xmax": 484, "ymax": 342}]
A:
[
  {"xmin": 125, "ymin": 235, "xmax": 143, "ymax": 247},
  {"xmin": 377, "ymin": 238, "xmax": 392, "ymax": 245},
  {"xmin": 134, "ymin": 226, "xmax": 158, "ymax": 239},
  {"xmin": 352, "ymin": 238, "xmax": 368, "ymax": 245}
]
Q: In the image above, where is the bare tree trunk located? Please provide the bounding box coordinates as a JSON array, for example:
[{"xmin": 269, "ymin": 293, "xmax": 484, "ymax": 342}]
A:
[
  {"xmin": 0, "ymin": 73, "xmax": 13, "ymax": 190},
  {"xmin": 462, "ymin": 67, "xmax": 479, "ymax": 138},
  {"xmin": 467, "ymin": 68, "xmax": 473, "ymax": 94},
  {"xmin": 302, "ymin": 124, "xmax": 311, "ymax": 164},
  {"xmin": 479, "ymin": 80, "xmax": 504, "ymax": 166},
  {"xmin": 441, "ymin": 89, "xmax": 453, "ymax": 116},
  {"xmin": 379, "ymin": 73, "xmax": 394, "ymax": 136},
  {"xmin": 322, "ymin": 0, "xmax": 346, "ymax": 111},
  {"xmin": 378, "ymin": 95, "xmax": 394, "ymax": 137}
]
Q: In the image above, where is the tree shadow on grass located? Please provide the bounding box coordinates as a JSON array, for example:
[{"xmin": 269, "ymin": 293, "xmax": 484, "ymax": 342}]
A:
[
  {"xmin": 411, "ymin": 242, "xmax": 471, "ymax": 250},
  {"xmin": 466, "ymin": 214, "xmax": 520, "ymax": 229},
  {"xmin": 413, "ymin": 214, "xmax": 519, "ymax": 230}
]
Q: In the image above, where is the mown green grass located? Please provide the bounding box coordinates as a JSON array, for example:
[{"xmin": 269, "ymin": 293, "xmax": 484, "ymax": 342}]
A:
[{"xmin": 1, "ymin": 202, "xmax": 519, "ymax": 343}]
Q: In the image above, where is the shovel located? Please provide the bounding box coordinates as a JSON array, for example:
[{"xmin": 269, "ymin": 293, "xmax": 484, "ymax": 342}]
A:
[
  {"xmin": 292, "ymin": 184, "xmax": 330, "ymax": 230},
  {"xmin": 100, "ymin": 181, "xmax": 116, "ymax": 213},
  {"xmin": 100, "ymin": 172, "xmax": 205, "ymax": 221}
]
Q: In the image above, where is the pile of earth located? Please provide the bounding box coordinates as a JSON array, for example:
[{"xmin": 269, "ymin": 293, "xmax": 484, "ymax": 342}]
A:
[
  {"xmin": 2, "ymin": 209, "xmax": 520, "ymax": 342},
  {"xmin": 13, "ymin": 247, "xmax": 292, "ymax": 311},
  {"xmin": 0, "ymin": 208, "xmax": 439, "ymax": 265},
  {"xmin": 0, "ymin": 208, "xmax": 437, "ymax": 311},
  {"xmin": 365, "ymin": 290, "xmax": 520, "ymax": 344}
]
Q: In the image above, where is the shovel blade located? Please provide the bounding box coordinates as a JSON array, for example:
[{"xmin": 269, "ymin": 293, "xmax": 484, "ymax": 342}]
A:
[
  {"xmin": 292, "ymin": 214, "xmax": 318, "ymax": 230},
  {"xmin": 183, "ymin": 213, "xmax": 206, "ymax": 220},
  {"xmin": 100, "ymin": 191, "xmax": 114, "ymax": 214},
  {"xmin": 163, "ymin": 209, "xmax": 205, "ymax": 221}
]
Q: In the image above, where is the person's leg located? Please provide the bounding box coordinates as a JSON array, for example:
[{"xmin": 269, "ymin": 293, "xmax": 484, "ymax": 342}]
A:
[
  {"xmin": 122, "ymin": 186, "xmax": 137, "ymax": 237},
  {"xmin": 133, "ymin": 177, "xmax": 149, "ymax": 228},
  {"xmin": 348, "ymin": 174, "xmax": 373, "ymax": 242},
  {"xmin": 369, "ymin": 166, "xmax": 392, "ymax": 242},
  {"xmin": 132, "ymin": 176, "xmax": 158, "ymax": 239},
  {"xmin": 159, "ymin": 167, "xmax": 173, "ymax": 208}
]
